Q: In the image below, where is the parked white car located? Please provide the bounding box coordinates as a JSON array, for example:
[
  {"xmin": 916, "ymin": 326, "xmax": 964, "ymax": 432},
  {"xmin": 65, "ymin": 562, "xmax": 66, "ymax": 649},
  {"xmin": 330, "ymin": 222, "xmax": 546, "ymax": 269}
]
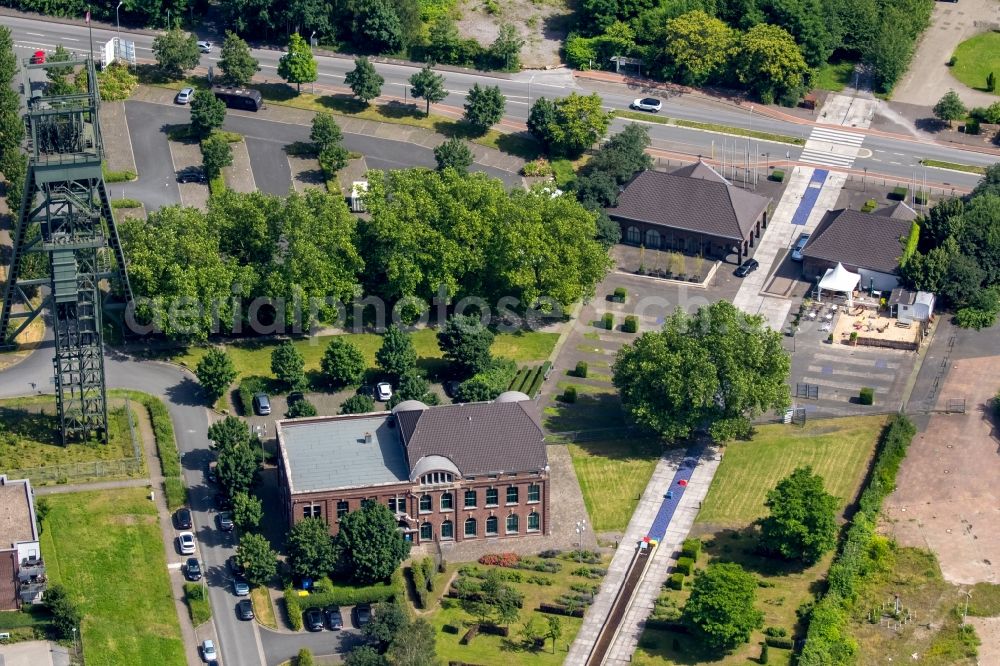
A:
[
  {"xmin": 175, "ymin": 87, "xmax": 194, "ymax": 104},
  {"xmin": 201, "ymin": 638, "xmax": 217, "ymax": 661},
  {"xmin": 376, "ymin": 382, "xmax": 393, "ymax": 402},
  {"xmin": 630, "ymin": 97, "xmax": 662, "ymax": 113},
  {"xmin": 197, "ymin": 41, "xmax": 213, "ymax": 54},
  {"xmin": 178, "ymin": 531, "xmax": 196, "ymax": 555}
]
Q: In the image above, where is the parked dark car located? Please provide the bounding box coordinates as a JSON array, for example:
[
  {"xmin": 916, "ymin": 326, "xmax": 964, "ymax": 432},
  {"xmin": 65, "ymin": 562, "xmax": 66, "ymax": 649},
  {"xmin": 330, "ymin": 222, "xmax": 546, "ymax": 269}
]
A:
[
  {"xmin": 177, "ymin": 168, "xmax": 206, "ymax": 184},
  {"xmin": 206, "ymin": 460, "xmax": 218, "ymax": 484},
  {"xmin": 734, "ymin": 258, "xmax": 760, "ymax": 278},
  {"xmin": 216, "ymin": 512, "xmax": 234, "ymax": 531},
  {"xmin": 184, "ymin": 557, "xmax": 202, "ymax": 581},
  {"xmin": 443, "ymin": 380, "xmax": 461, "ymax": 398},
  {"xmin": 215, "ymin": 493, "xmax": 233, "ymax": 511},
  {"xmin": 354, "ymin": 603, "xmax": 372, "ymax": 627},
  {"xmin": 236, "ymin": 599, "xmax": 254, "ymax": 621},
  {"xmin": 304, "ymin": 607, "xmax": 325, "ymax": 631},
  {"xmin": 174, "ymin": 507, "xmax": 193, "ymax": 530},
  {"xmin": 228, "ymin": 555, "xmax": 245, "ymax": 577},
  {"xmin": 324, "ymin": 606, "xmax": 343, "ymax": 630},
  {"xmin": 287, "ymin": 391, "xmax": 304, "ymax": 406}
]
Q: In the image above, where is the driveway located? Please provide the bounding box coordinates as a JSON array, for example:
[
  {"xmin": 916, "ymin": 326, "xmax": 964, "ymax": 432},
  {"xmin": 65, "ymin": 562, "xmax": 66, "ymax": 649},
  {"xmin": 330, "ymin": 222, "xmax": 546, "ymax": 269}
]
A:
[
  {"xmin": 892, "ymin": 0, "xmax": 1000, "ymax": 107},
  {"xmin": 261, "ymin": 626, "xmax": 364, "ymax": 666},
  {"xmin": 0, "ymin": 641, "xmax": 70, "ymax": 666}
]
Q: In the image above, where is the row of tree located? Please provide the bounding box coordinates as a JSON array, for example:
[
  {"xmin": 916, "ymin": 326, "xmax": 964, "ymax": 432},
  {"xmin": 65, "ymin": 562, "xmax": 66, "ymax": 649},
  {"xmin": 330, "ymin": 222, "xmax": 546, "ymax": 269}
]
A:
[
  {"xmin": 901, "ymin": 165, "xmax": 1000, "ymax": 329},
  {"xmin": 570, "ymin": 0, "xmax": 934, "ymax": 100},
  {"xmin": 0, "ymin": 27, "xmax": 27, "ymax": 217},
  {"xmin": 345, "ymin": 599, "xmax": 438, "ymax": 666}
]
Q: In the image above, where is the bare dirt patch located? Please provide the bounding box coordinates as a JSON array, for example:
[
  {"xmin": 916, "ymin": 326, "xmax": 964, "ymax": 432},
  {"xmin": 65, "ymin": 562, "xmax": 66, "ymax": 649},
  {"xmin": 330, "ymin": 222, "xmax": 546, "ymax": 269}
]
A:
[
  {"xmin": 883, "ymin": 356, "xmax": 1000, "ymax": 585},
  {"xmin": 455, "ymin": 0, "xmax": 573, "ymax": 69}
]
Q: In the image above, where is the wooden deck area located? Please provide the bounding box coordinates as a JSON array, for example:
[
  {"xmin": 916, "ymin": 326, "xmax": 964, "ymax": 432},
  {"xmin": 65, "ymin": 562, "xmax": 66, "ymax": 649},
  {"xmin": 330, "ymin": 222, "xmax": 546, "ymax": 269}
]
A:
[{"xmin": 832, "ymin": 311, "xmax": 922, "ymax": 350}]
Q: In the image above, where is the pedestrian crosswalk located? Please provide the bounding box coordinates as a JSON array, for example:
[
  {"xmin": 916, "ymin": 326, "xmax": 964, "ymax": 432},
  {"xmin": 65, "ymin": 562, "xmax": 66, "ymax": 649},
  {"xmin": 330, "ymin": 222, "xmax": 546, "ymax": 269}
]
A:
[{"xmin": 798, "ymin": 125, "xmax": 866, "ymax": 168}]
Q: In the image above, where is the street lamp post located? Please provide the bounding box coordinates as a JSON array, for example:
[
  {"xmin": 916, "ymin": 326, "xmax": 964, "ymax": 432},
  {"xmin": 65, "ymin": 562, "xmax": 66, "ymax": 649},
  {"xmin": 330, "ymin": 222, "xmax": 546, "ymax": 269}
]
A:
[
  {"xmin": 528, "ymin": 74, "xmax": 535, "ymax": 108},
  {"xmin": 115, "ymin": 1, "xmax": 123, "ymax": 57},
  {"xmin": 574, "ymin": 519, "xmax": 587, "ymax": 560}
]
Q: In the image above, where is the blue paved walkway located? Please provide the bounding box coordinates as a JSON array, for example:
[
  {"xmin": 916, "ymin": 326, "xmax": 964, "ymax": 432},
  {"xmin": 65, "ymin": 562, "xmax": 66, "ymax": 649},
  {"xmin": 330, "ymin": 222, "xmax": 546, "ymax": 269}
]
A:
[
  {"xmin": 647, "ymin": 446, "xmax": 704, "ymax": 542},
  {"xmin": 791, "ymin": 169, "xmax": 829, "ymax": 226}
]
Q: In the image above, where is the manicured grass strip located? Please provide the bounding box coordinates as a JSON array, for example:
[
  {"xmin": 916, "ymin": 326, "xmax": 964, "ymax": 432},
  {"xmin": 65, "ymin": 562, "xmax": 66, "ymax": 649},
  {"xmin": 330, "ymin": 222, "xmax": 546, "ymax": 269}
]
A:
[
  {"xmin": 920, "ymin": 159, "xmax": 987, "ymax": 175},
  {"xmin": 615, "ymin": 109, "xmax": 806, "ymax": 145},
  {"xmin": 39, "ymin": 488, "xmax": 187, "ymax": 666},
  {"xmin": 171, "ymin": 330, "xmax": 558, "ymax": 382},
  {"xmin": 568, "ymin": 438, "xmax": 661, "ymax": 532},
  {"xmin": 112, "ymin": 390, "xmax": 186, "ymax": 511},
  {"xmin": 950, "ymin": 31, "xmax": 1000, "ymax": 95},
  {"xmin": 183, "ymin": 583, "xmax": 212, "ymax": 626},
  {"xmin": 111, "ymin": 198, "xmax": 143, "ymax": 209},
  {"xmin": 696, "ymin": 415, "xmax": 886, "ymax": 526},
  {"xmin": 556, "ymin": 380, "xmax": 615, "ymax": 395},
  {"xmin": 251, "ymin": 585, "xmax": 277, "ymax": 629},
  {"xmin": 102, "ymin": 162, "xmax": 136, "ymax": 182},
  {"xmin": 813, "ymin": 60, "xmax": 856, "ymax": 92}
]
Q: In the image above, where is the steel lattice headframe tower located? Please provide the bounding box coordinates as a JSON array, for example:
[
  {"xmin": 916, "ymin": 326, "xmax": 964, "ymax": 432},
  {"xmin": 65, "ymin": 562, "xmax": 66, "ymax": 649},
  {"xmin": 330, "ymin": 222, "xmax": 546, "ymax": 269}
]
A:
[{"xmin": 0, "ymin": 56, "xmax": 133, "ymax": 443}]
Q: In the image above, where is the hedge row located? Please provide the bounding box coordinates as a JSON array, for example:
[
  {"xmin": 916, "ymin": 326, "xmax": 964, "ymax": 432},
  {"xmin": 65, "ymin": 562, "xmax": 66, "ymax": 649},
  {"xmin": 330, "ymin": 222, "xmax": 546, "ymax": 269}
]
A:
[
  {"xmin": 410, "ymin": 564, "xmax": 429, "ymax": 609},
  {"xmin": 284, "ymin": 586, "xmax": 304, "ymax": 631},
  {"xmin": 508, "ymin": 366, "xmax": 533, "ymax": 393},
  {"xmin": 519, "ymin": 362, "xmax": 549, "ymax": 398},
  {"xmin": 238, "ymin": 376, "xmax": 268, "ymax": 416},
  {"xmin": 799, "ymin": 414, "xmax": 916, "ymax": 665},
  {"xmin": 537, "ymin": 603, "xmax": 585, "ymax": 618},
  {"xmin": 115, "ymin": 390, "xmax": 186, "ymax": 510},
  {"xmin": 285, "ymin": 571, "xmax": 405, "ymax": 629},
  {"xmin": 183, "ymin": 583, "xmax": 212, "ymax": 626}
]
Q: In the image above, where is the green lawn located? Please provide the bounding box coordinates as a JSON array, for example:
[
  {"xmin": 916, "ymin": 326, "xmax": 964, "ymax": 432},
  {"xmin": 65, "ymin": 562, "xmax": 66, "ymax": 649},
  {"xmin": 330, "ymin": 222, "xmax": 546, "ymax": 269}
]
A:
[
  {"xmin": 171, "ymin": 329, "xmax": 558, "ymax": 382},
  {"xmin": 813, "ymin": 59, "xmax": 856, "ymax": 92},
  {"xmin": 0, "ymin": 395, "xmax": 141, "ymax": 479},
  {"xmin": 39, "ymin": 488, "xmax": 186, "ymax": 666},
  {"xmin": 696, "ymin": 416, "xmax": 886, "ymax": 527},
  {"xmin": 951, "ymin": 31, "xmax": 1000, "ymax": 94},
  {"xmin": 567, "ymin": 438, "xmax": 661, "ymax": 533}
]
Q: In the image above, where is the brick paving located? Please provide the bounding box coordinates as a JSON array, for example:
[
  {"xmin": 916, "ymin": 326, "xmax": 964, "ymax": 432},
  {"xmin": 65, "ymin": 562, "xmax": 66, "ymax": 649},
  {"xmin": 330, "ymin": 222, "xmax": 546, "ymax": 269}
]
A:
[
  {"xmin": 224, "ymin": 140, "xmax": 258, "ymax": 193},
  {"xmin": 98, "ymin": 101, "xmax": 137, "ymax": 176},
  {"xmin": 167, "ymin": 139, "xmax": 210, "ymax": 210}
]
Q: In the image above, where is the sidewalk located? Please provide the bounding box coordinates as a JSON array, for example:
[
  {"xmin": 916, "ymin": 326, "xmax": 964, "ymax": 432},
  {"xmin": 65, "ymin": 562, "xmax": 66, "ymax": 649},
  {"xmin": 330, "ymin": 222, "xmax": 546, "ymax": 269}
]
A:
[{"xmin": 34, "ymin": 478, "xmax": 149, "ymax": 495}]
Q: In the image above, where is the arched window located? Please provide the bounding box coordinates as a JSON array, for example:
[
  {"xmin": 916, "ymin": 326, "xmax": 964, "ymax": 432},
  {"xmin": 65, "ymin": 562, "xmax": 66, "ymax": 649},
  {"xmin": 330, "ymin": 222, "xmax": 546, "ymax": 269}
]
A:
[
  {"xmin": 506, "ymin": 514, "xmax": 519, "ymax": 534},
  {"xmin": 419, "ymin": 495, "xmax": 432, "ymax": 513},
  {"xmin": 645, "ymin": 229, "xmax": 661, "ymax": 249},
  {"xmin": 485, "ymin": 516, "xmax": 498, "ymax": 535},
  {"xmin": 420, "ymin": 522, "xmax": 432, "ymax": 541},
  {"xmin": 627, "ymin": 226, "xmax": 641, "ymax": 244},
  {"xmin": 464, "ymin": 517, "xmax": 477, "ymax": 537},
  {"xmin": 440, "ymin": 492, "xmax": 453, "ymax": 510},
  {"xmin": 441, "ymin": 520, "xmax": 454, "ymax": 540},
  {"xmin": 528, "ymin": 512, "xmax": 540, "ymax": 532}
]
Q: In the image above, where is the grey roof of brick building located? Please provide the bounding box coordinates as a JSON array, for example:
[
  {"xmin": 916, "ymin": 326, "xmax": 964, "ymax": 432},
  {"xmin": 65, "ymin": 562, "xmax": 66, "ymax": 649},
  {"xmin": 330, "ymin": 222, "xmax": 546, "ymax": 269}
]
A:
[
  {"xmin": 0, "ymin": 475, "xmax": 37, "ymax": 549},
  {"xmin": 396, "ymin": 400, "xmax": 546, "ymax": 476},
  {"xmin": 608, "ymin": 167, "xmax": 770, "ymax": 241},
  {"xmin": 801, "ymin": 205, "xmax": 917, "ymax": 273}
]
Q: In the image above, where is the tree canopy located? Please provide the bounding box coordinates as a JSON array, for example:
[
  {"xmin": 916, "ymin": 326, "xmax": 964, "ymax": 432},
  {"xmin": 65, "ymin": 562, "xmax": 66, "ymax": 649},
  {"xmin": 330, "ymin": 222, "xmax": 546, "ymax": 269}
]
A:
[
  {"xmin": 433, "ymin": 138, "xmax": 474, "ymax": 172},
  {"xmin": 683, "ymin": 562, "xmax": 764, "ymax": 653},
  {"xmin": 219, "ymin": 31, "xmax": 259, "ymax": 86},
  {"xmin": 320, "ymin": 337, "xmax": 366, "ymax": 388},
  {"xmin": 345, "ymin": 56, "xmax": 384, "ymax": 104},
  {"xmin": 409, "ymin": 64, "xmax": 447, "ymax": 116},
  {"xmin": 190, "ymin": 89, "xmax": 227, "ymax": 139},
  {"xmin": 933, "ymin": 90, "xmax": 967, "ymax": 126},
  {"xmin": 528, "ymin": 93, "xmax": 613, "ymax": 157},
  {"xmin": 237, "ymin": 532, "xmax": 278, "ymax": 585},
  {"xmin": 437, "ymin": 314, "xmax": 495, "ymax": 377},
  {"xmin": 613, "ymin": 301, "xmax": 790, "ymax": 442},
  {"xmin": 200, "ymin": 133, "xmax": 233, "ymax": 180},
  {"xmin": 152, "ymin": 28, "xmax": 199, "ymax": 79},
  {"xmin": 336, "ymin": 501, "xmax": 411, "ymax": 584},
  {"xmin": 278, "ymin": 33, "xmax": 318, "ymax": 93},
  {"xmin": 759, "ymin": 466, "xmax": 839, "ymax": 564},
  {"xmin": 195, "ymin": 347, "xmax": 236, "ymax": 403},
  {"xmin": 271, "ymin": 340, "xmax": 306, "ymax": 390},
  {"xmin": 286, "ymin": 516, "xmax": 336, "ymax": 579},
  {"xmin": 376, "ymin": 324, "xmax": 417, "ymax": 381},
  {"xmin": 663, "ymin": 10, "xmax": 736, "ymax": 86},
  {"xmin": 463, "ymin": 83, "xmax": 506, "ymax": 134}
]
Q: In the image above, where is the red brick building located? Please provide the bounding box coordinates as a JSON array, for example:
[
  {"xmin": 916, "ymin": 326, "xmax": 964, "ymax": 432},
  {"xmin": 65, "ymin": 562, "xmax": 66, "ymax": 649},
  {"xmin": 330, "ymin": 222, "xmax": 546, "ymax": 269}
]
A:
[
  {"xmin": 276, "ymin": 393, "xmax": 550, "ymax": 546},
  {"xmin": 0, "ymin": 475, "xmax": 46, "ymax": 611}
]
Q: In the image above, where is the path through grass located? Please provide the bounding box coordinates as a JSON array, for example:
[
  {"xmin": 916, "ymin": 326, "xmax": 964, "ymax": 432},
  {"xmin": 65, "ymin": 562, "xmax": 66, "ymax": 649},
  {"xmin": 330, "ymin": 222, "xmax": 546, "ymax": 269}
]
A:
[
  {"xmin": 696, "ymin": 416, "xmax": 886, "ymax": 526},
  {"xmin": 39, "ymin": 488, "xmax": 186, "ymax": 666}
]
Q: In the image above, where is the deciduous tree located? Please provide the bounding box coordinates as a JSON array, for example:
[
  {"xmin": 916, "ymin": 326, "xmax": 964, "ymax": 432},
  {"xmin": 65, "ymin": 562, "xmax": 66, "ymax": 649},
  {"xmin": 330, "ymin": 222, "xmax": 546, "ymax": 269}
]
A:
[
  {"xmin": 271, "ymin": 340, "xmax": 306, "ymax": 390},
  {"xmin": 340, "ymin": 393, "xmax": 376, "ymax": 414},
  {"xmin": 345, "ymin": 56, "xmax": 384, "ymax": 105},
  {"xmin": 190, "ymin": 88, "xmax": 226, "ymax": 139},
  {"xmin": 933, "ymin": 90, "xmax": 967, "ymax": 127},
  {"xmin": 152, "ymin": 27, "xmax": 200, "ymax": 79},
  {"xmin": 663, "ymin": 10, "xmax": 735, "ymax": 86},
  {"xmin": 236, "ymin": 532, "xmax": 278, "ymax": 585},
  {"xmin": 232, "ymin": 490, "xmax": 264, "ymax": 530},
  {"xmin": 529, "ymin": 93, "xmax": 612, "ymax": 158},
  {"xmin": 376, "ymin": 324, "xmax": 417, "ymax": 381},
  {"xmin": 200, "ymin": 133, "xmax": 234, "ymax": 180},
  {"xmin": 682, "ymin": 562, "xmax": 764, "ymax": 653},
  {"xmin": 336, "ymin": 501, "xmax": 411, "ymax": 584},
  {"xmin": 437, "ymin": 314, "xmax": 495, "ymax": 376},
  {"xmin": 321, "ymin": 337, "xmax": 366, "ymax": 388},
  {"xmin": 759, "ymin": 467, "xmax": 838, "ymax": 564},
  {"xmin": 219, "ymin": 31, "xmax": 259, "ymax": 86},
  {"xmin": 409, "ymin": 64, "xmax": 446, "ymax": 116},
  {"xmin": 463, "ymin": 83, "xmax": 506, "ymax": 134},
  {"xmin": 487, "ymin": 23, "xmax": 524, "ymax": 71},
  {"xmin": 613, "ymin": 301, "xmax": 790, "ymax": 443},
  {"xmin": 362, "ymin": 600, "xmax": 408, "ymax": 650},
  {"xmin": 278, "ymin": 32, "xmax": 317, "ymax": 93},
  {"xmin": 386, "ymin": 617, "xmax": 438, "ymax": 665},
  {"xmin": 735, "ymin": 23, "xmax": 809, "ymax": 104},
  {"xmin": 350, "ymin": 0, "xmax": 403, "ymax": 53},
  {"xmin": 217, "ymin": 436, "xmax": 258, "ymax": 496},
  {"xmin": 45, "ymin": 584, "xmax": 81, "ymax": 640},
  {"xmin": 195, "ymin": 347, "xmax": 237, "ymax": 403},
  {"xmin": 286, "ymin": 516, "xmax": 336, "ymax": 579},
  {"xmin": 433, "ymin": 137, "xmax": 474, "ymax": 172},
  {"xmin": 208, "ymin": 415, "xmax": 251, "ymax": 451},
  {"xmin": 286, "ymin": 398, "xmax": 318, "ymax": 417}
]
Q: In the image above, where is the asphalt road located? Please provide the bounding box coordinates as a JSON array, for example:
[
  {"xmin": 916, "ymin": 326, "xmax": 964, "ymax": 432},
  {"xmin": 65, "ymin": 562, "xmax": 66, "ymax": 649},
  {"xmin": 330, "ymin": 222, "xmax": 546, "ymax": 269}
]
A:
[
  {"xmin": 121, "ymin": 99, "xmax": 518, "ymax": 206},
  {"xmin": 3, "ymin": 13, "xmax": 995, "ymax": 190}
]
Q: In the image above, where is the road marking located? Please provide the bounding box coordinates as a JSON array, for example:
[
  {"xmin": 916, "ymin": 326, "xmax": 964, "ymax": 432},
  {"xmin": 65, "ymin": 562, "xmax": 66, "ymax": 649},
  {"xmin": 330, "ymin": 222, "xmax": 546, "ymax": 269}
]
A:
[
  {"xmin": 25, "ymin": 32, "xmax": 44, "ymax": 36},
  {"xmin": 62, "ymin": 37, "xmax": 80, "ymax": 42},
  {"xmin": 167, "ymin": 562, "xmax": 182, "ymax": 570}
]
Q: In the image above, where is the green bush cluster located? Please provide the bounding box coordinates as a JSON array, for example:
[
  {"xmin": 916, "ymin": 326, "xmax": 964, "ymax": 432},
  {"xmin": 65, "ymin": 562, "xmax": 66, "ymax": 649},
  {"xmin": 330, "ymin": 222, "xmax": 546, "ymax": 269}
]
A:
[
  {"xmin": 667, "ymin": 573, "xmax": 685, "ymax": 590},
  {"xmin": 601, "ymin": 312, "xmax": 614, "ymax": 330},
  {"xmin": 575, "ymin": 361, "xmax": 589, "ymax": 378},
  {"xmin": 859, "ymin": 387, "xmax": 874, "ymax": 405},
  {"xmin": 524, "ymin": 361, "xmax": 551, "ymax": 398},
  {"xmin": 456, "ymin": 357, "xmax": 517, "ymax": 402},
  {"xmin": 420, "ymin": 557, "xmax": 435, "ymax": 592},
  {"xmin": 508, "ymin": 366, "xmax": 533, "ymax": 392},
  {"xmin": 681, "ymin": 538, "xmax": 702, "ymax": 560},
  {"xmin": 861, "ymin": 198, "xmax": 878, "ymax": 213},
  {"xmin": 613, "ymin": 287, "xmax": 627, "ymax": 302},
  {"xmin": 799, "ymin": 415, "xmax": 916, "ymax": 665},
  {"xmin": 183, "ymin": 583, "xmax": 212, "ymax": 625},
  {"xmin": 284, "ymin": 586, "xmax": 303, "ymax": 631},
  {"xmin": 286, "ymin": 570, "xmax": 404, "ymax": 627},
  {"xmin": 102, "ymin": 163, "xmax": 138, "ymax": 183},
  {"xmin": 411, "ymin": 564, "xmax": 429, "ymax": 608},
  {"xmin": 892, "ymin": 186, "xmax": 908, "ymax": 200},
  {"xmin": 765, "ymin": 635, "xmax": 794, "ymax": 649},
  {"xmin": 623, "ymin": 315, "xmax": 638, "ymax": 333},
  {"xmin": 111, "ymin": 198, "xmax": 143, "ymax": 209},
  {"xmin": 120, "ymin": 391, "xmax": 186, "ymax": 511},
  {"xmin": 562, "ymin": 386, "xmax": 578, "ymax": 403},
  {"xmin": 238, "ymin": 376, "xmax": 268, "ymax": 415},
  {"xmin": 296, "ymin": 648, "xmax": 314, "ymax": 666},
  {"xmin": 770, "ymin": 170, "xmax": 785, "ymax": 183},
  {"xmin": 674, "ymin": 557, "xmax": 694, "ymax": 576}
]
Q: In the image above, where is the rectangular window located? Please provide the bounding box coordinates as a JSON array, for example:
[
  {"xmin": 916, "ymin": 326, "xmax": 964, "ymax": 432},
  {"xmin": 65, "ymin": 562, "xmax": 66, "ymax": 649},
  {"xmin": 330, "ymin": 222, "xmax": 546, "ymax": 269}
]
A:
[
  {"xmin": 302, "ymin": 505, "xmax": 313, "ymax": 519},
  {"xmin": 506, "ymin": 485, "xmax": 519, "ymax": 505},
  {"xmin": 311, "ymin": 505, "xmax": 322, "ymax": 519},
  {"xmin": 464, "ymin": 490, "xmax": 477, "ymax": 509},
  {"xmin": 336, "ymin": 500, "xmax": 349, "ymax": 519},
  {"xmin": 528, "ymin": 484, "xmax": 540, "ymax": 503},
  {"xmin": 485, "ymin": 487, "xmax": 499, "ymax": 507},
  {"xmin": 388, "ymin": 498, "xmax": 398, "ymax": 513}
]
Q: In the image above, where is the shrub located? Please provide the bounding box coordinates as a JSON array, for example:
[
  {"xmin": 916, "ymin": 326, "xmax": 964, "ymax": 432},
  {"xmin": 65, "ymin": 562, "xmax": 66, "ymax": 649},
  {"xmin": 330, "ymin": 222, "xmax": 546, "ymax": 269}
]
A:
[
  {"xmin": 183, "ymin": 583, "xmax": 212, "ymax": 625},
  {"xmin": 681, "ymin": 538, "xmax": 701, "ymax": 560},
  {"xmin": 562, "ymin": 386, "xmax": 577, "ymax": 403},
  {"xmin": 284, "ymin": 586, "xmax": 303, "ymax": 630},
  {"xmin": 111, "ymin": 198, "xmax": 143, "ymax": 209},
  {"xmin": 527, "ymin": 575, "xmax": 554, "ymax": 586},
  {"xmin": 238, "ymin": 376, "xmax": 267, "ymax": 415},
  {"xmin": 914, "ymin": 191, "xmax": 928, "ymax": 205},
  {"xmin": 769, "ymin": 169, "xmax": 785, "ymax": 182},
  {"xmin": 296, "ymin": 648, "xmax": 314, "ymax": 666},
  {"xmin": 566, "ymin": 549, "xmax": 601, "ymax": 564},
  {"xmin": 891, "ymin": 185, "xmax": 908, "ymax": 201},
  {"xmin": 421, "ymin": 557, "xmax": 436, "ymax": 592},
  {"xmin": 765, "ymin": 636, "xmax": 794, "ymax": 649},
  {"xmin": 859, "ymin": 387, "xmax": 874, "ymax": 405},
  {"xmin": 623, "ymin": 315, "xmax": 638, "ymax": 333},
  {"xmin": 410, "ymin": 564, "xmax": 428, "ymax": 609},
  {"xmin": 575, "ymin": 361, "xmax": 588, "ymax": 378},
  {"xmin": 964, "ymin": 119, "xmax": 981, "ymax": 135},
  {"xmin": 479, "ymin": 553, "xmax": 520, "ymax": 568},
  {"xmin": 571, "ymin": 566, "xmax": 606, "ymax": 579},
  {"xmin": 601, "ymin": 312, "xmax": 613, "ymax": 330},
  {"xmin": 540, "ymin": 549, "xmax": 562, "ymax": 558},
  {"xmin": 102, "ymin": 164, "xmax": 137, "ymax": 183},
  {"xmin": 525, "ymin": 361, "xmax": 550, "ymax": 397},
  {"xmin": 164, "ymin": 477, "xmax": 187, "ymax": 511},
  {"xmin": 667, "ymin": 573, "xmax": 685, "ymax": 590},
  {"xmin": 674, "ymin": 557, "xmax": 694, "ymax": 576},
  {"xmin": 861, "ymin": 198, "xmax": 877, "ymax": 212},
  {"xmin": 613, "ymin": 287, "xmax": 627, "ymax": 302},
  {"xmin": 521, "ymin": 158, "xmax": 553, "ymax": 177},
  {"xmin": 764, "ymin": 626, "xmax": 788, "ymax": 638}
]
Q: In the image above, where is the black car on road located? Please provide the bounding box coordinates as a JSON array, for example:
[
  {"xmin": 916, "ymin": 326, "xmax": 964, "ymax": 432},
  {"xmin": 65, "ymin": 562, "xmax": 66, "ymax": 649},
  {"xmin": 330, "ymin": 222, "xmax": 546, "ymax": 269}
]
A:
[
  {"xmin": 304, "ymin": 607, "xmax": 325, "ymax": 632},
  {"xmin": 236, "ymin": 599, "xmax": 255, "ymax": 621},
  {"xmin": 184, "ymin": 557, "xmax": 202, "ymax": 581},
  {"xmin": 734, "ymin": 258, "xmax": 760, "ymax": 278},
  {"xmin": 174, "ymin": 507, "xmax": 192, "ymax": 530},
  {"xmin": 216, "ymin": 512, "xmax": 234, "ymax": 531},
  {"xmin": 354, "ymin": 603, "xmax": 372, "ymax": 627},
  {"xmin": 324, "ymin": 606, "xmax": 343, "ymax": 630}
]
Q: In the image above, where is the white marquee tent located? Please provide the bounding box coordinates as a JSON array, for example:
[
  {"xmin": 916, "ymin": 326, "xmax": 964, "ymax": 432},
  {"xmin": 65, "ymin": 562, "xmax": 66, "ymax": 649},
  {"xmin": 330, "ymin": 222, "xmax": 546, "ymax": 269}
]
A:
[{"xmin": 817, "ymin": 262, "xmax": 860, "ymax": 306}]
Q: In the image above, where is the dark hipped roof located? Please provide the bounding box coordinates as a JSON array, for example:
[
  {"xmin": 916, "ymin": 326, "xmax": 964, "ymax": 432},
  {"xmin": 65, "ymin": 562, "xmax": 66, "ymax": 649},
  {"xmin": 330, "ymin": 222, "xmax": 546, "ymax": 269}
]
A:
[
  {"xmin": 397, "ymin": 401, "xmax": 546, "ymax": 476},
  {"xmin": 608, "ymin": 167, "xmax": 770, "ymax": 241},
  {"xmin": 801, "ymin": 206, "xmax": 915, "ymax": 274}
]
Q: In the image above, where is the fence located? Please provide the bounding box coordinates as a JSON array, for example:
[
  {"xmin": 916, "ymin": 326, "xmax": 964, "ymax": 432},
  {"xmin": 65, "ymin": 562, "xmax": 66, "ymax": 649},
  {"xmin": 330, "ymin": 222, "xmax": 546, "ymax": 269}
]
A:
[{"xmin": 3, "ymin": 398, "xmax": 144, "ymax": 486}]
